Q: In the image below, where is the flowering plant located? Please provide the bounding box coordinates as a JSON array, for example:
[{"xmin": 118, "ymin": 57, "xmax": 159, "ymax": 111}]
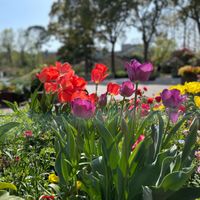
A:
[
  {"xmin": 178, "ymin": 65, "xmax": 200, "ymax": 76},
  {"xmin": 0, "ymin": 60, "xmax": 200, "ymax": 199}
]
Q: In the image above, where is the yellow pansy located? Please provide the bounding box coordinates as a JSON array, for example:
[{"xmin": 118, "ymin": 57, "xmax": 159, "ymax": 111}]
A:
[
  {"xmin": 169, "ymin": 84, "xmax": 186, "ymax": 94},
  {"xmin": 194, "ymin": 96, "xmax": 200, "ymax": 108},
  {"xmin": 184, "ymin": 82, "xmax": 200, "ymax": 94},
  {"xmin": 76, "ymin": 180, "xmax": 82, "ymax": 190},
  {"xmin": 153, "ymin": 104, "xmax": 165, "ymax": 111},
  {"xmin": 48, "ymin": 173, "xmax": 59, "ymax": 183}
]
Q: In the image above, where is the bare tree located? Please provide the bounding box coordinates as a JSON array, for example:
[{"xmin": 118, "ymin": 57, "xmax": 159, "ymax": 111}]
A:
[{"xmin": 130, "ymin": 0, "xmax": 168, "ymax": 61}]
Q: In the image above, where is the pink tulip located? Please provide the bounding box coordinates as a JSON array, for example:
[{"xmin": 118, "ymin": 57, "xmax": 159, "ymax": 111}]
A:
[
  {"xmin": 125, "ymin": 59, "xmax": 153, "ymax": 82},
  {"xmin": 71, "ymin": 98, "xmax": 96, "ymax": 119},
  {"xmin": 120, "ymin": 81, "xmax": 134, "ymax": 97}
]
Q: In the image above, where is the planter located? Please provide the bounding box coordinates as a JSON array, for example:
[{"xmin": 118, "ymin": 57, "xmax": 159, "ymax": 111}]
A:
[
  {"xmin": 181, "ymin": 73, "xmax": 198, "ymax": 84},
  {"xmin": 0, "ymin": 91, "xmax": 25, "ymax": 107}
]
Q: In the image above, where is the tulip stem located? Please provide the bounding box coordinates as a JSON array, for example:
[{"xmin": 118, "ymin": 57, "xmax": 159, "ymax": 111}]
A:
[
  {"xmin": 133, "ymin": 82, "xmax": 139, "ymax": 133},
  {"xmin": 95, "ymin": 83, "xmax": 98, "ymax": 95},
  {"xmin": 120, "ymin": 97, "xmax": 126, "ymax": 122}
]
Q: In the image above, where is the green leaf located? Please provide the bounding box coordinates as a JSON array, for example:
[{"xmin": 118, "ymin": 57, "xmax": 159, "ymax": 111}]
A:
[
  {"xmin": 181, "ymin": 118, "xmax": 198, "ymax": 166},
  {"xmin": 2, "ymin": 100, "xmax": 19, "ymax": 112},
  {"xmin": 156, "ymin": 113, "xmax": 164, "ymax": 155},
  {"xmin": 167, "ymin": 187, "xmax": 200, "ymax": 200},
  {"xmin": 0, "ymin": 122, "xmax": 20, "ymax": 140},
  {"xmin": 157, "ymin": 167, "xmax": 194, "ymax": 191},
  {"xmin": 91, "ymin": 156, "xmax": 104, "ymax": 175},
  {"xmin": 137, "ymin": 111, "xmax": 158, "ymax": 135},
  {"xmin": 95, "ymin": 119, "xmax": 114, "ymax": 148},
  {"xmin": 0, "ymin": 190, "xmax": 24, "ymax": 200},
  {"xmin": 156, "ymin": 156, "xmax": 176, "ymax": 186},
  {"xmin": 163, "ymin": 114, "xmax": 190, "ymax": 147},
  {"xmin": 142, "ymin": 186, "xmax": 153, "ymax": 200},
  {"xmin": 0, "ymin": 182, "xmax": 17, "ymax": 191}
]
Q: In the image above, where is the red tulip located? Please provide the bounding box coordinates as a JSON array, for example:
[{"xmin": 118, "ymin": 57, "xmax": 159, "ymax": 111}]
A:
[
  {"xmin": 44, "ymin": 82, "xmax": 58, "ymax": 93},
  {"xmin": 155, "ymin": 96, "xmax": 161, "ymax": 103},
  {"xmin": 147, "ymin": 97, "xmax": 154, "ymax": 104},
  {"xmin": 58, "ymin": 88, "xmax": 73, "ymax": 103},
  {"xmin": 71, "ymin": 76, "xmax": 87, "ymax": 90},
  {"xmin": 91, "ymin": 63, "xmax": 108, "ymax": 84},
  {"xmin": 56, "ymin": 62, "xmax": 74, "ymax": 76},
  {"xmin": 107, "ymin": 82, "xmax": 120, "ymax": 96},
  {"xmin": 37, "ymin": 66, "xmax": 59, "ymax": 83},
  {"xmin": 71, "ymin": 91, "xmax": 88, "ymax": 102},
  {"xmin": 131, "ymin": 135, "xmax": 145, "ymax": 151}
]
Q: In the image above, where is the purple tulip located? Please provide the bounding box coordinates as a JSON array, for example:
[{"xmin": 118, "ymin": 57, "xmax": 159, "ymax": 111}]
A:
[
  {"xmin": 161, "ymin": 89, "xmax": 186, "ymax": 123},
  {"xmin": 71, "ymin": 98, "xmax": 96, "ymax": 119},
  {"xmin": 120, "ymin": 81, "xmax": 134, "ymax": 97},
  {"xmin": 161, "ymin": 89, "xmax": 186, "ymax": 108},
  {"xmin": 99, "ymin": 93, "xmax": 107, "ymax": 107},
  {"xmin": 125, "ymin": 59, "xmax": 153, "ymax": 82}
]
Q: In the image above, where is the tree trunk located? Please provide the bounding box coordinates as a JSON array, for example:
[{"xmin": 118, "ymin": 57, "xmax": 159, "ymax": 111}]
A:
[
  {"xmin": 7, "ymin": 46, "xmax": 13, "ymax": 66},
  {"xmin": 85, "ymin": 57, "xmax": 89, "ymax": 79},
  {"xmin": 111, "ymin": 41, "xmax": 116, "ymax": 78},
  {"xmin": 143, "ymin": 41, "xmax": 149, "ymax": 62},
  {"xmin": 196, "ymin": 20, "xmax": 200, "ymax": 37},
  {"xmin": 183, "ymin": 20, "xmax": 187, "ymax": 48}
]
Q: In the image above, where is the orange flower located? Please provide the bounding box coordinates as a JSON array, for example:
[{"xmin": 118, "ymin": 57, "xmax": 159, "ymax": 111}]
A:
[
  {"xmin": 37, "ymin": 66, "xmax": 59, "ymax": 83},
  {"xmin": 91, "ymin": 63, "xmax": 108, "ymax": 84},
  {"xmin": 44, "ymin": 82, "xmax": 58, "ymax": 93},
  {"xmin": 56, "ymin": 61, "xmax": 74, "ymax": 76},
  {"xmin": 71, "ymin": 76, "xmax": 87, "ymax": 90},
  {"xmin": 89, "ymin": 93, "xmax": 98, "ymax": 103},
  {"xmin": 107, "ymin": 82, "xmax": 120, "ymax": 95},
  {"xmin": 71, "ymin": 91, "xmax": 89, "ymax": 102},
  {"xmin": 58, "ymin": 88, "xmax": 73, "ymax": 103}
]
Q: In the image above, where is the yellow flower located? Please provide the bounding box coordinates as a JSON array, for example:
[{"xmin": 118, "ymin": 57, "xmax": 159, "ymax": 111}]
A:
[
  {"xmin": 169, "ymin": 84, "xmax": 186, "ymax": 94},
  {"xmin": 76, "ymin": 180, "xmax": 82, "ymax": 190},
  {"xmin": 194, "ymin": 96, "xmax": 200, "ymax": 108},
  {"xmin": 48, "ymin": 173, "xmax": 59, "ymax": 183},
  {"xmin": 153, "ymin": 104, "xmax": 165, "ymax": 111},
  {"xmin": 178, "ymin": 65, "xmax": 200, "ymax": 76},
  {"xmin": 184, "ymin": 82, "xmax": 200, "ymax": 94}
]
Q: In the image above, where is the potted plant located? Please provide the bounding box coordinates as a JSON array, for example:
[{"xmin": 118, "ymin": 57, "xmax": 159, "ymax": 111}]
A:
[{"xmin": 178, "ymin": 65, "xmax": 200, "ymax": 84}]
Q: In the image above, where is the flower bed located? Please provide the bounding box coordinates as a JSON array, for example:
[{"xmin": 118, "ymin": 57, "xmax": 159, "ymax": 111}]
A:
[{"xmin": 0, "ymin": 60, "xmax": 200, "ymax": 199}]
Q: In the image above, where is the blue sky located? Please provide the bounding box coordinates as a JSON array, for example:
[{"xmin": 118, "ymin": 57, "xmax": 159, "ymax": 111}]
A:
[
  {"xmin": 0, "ymin": 0, "xmax": 141, "ymax": 51},
  {"xmin": 0, "ymin": 0, "xmax": 52, "ymax": 29}
]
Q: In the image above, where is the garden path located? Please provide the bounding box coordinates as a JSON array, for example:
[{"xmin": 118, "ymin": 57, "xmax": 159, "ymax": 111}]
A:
[{"xmin": 87, "ymin": 75, "xmax": 180, "ymax": 98}]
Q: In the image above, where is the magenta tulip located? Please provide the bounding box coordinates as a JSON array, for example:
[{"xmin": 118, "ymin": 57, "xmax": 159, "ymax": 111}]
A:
[
  {"xmin": 71, "ymin": 98, "xmax": 96, "ymax": 119},
  {"xmin": 161, "ymin": 89, "xmax": 186, "ymax": 108},
  {"xmin": 125, "ymin": 59, "xmax": 153, "ymax": 82},
  {"xmin": 161, "ymin": 89, "xmax": 186, "ymax": 123},
  {"xmin": 99, "ymin": 93, "xmax": 107, "ymax": 107},
  {"xmin": 120, "ymin": 81, "xmax": 134, "ymax": 97}
]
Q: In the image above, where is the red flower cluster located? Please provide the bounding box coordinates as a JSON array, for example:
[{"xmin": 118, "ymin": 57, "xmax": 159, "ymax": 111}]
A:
[
  {"xmin": 91, "ymin": 63, "xmax": 108, "ymax": 84},
  {"xmin": 37, "ymin": 62, "xmax": 88, "ymax": 103}
]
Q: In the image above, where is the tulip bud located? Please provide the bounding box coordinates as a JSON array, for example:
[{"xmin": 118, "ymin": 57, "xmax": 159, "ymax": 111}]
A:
[
  {"xmin": 99, "ymin": 93, "xmax": 107, "ymax": 107},
  {"xmin": 120, "ymin": 81, "xmax": 134, "ymax": 97},
  {"xmin": 125, "ymin": 59, "xmax": 153, "ymax": 82},
  {"xmin": 71, "ymin": 98, "xmax": 96, "ymax": 119}
]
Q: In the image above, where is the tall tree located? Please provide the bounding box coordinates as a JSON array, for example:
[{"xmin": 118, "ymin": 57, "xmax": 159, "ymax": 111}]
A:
[
  {"xmin": 175, "ymin": 0, "xmax": 200, "ymax": 36},
  {"xmin": 130, "ymin": 0, "xmax": 168, "ymax": 61},
  {"xmin": 0, "ymin": 29, "xmax": 15, "ymax": 66},
  {"xmin": 94, "ymin": 0, "xmax": 130, "ymax": 77},
  {"xmin": 48, "ymin": 0, "xmax": 96, "ymax": 77}
]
